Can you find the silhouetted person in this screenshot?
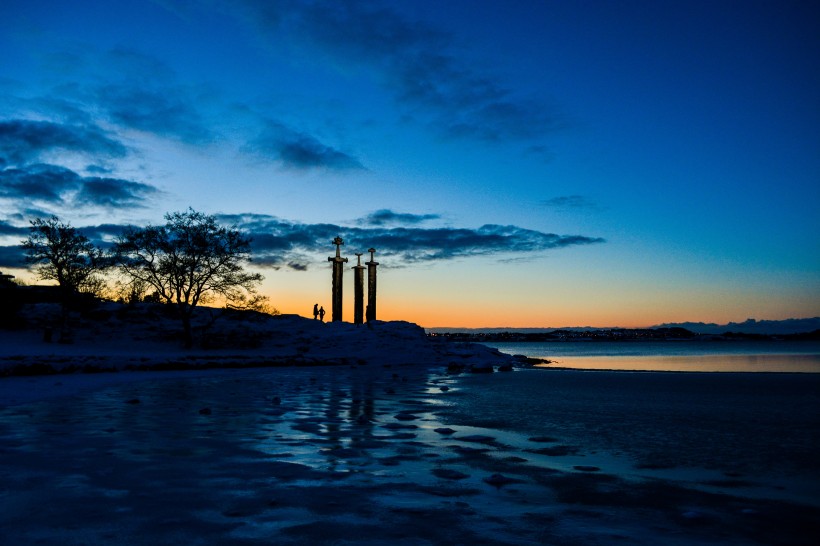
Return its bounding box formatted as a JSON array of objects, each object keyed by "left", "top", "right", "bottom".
[
  {"left": 319, "top": 306, "right": 326, "bottom": 322},
  {"left": 313, "top": 303, "right": 319, "bottom": 320}
]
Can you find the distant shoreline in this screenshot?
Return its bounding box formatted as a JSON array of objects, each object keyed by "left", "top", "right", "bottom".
[{"left": 430, "top": 329, "right": 820, "bottom": 342}]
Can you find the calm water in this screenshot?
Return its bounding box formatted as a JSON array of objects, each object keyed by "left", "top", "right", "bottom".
[{"left": 478, "top": 340, "right": 820, "bottom": 372}]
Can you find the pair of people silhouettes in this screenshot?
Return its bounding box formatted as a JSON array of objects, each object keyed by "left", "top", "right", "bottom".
[{"left": 312, "top": 303, "right": 325, "bottom": 322}]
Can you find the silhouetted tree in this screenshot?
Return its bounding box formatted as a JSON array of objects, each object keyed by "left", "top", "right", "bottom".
[
  {"left": 22, "top": 216, "right": 108, "bottom": 338},
  {"left": 114, "top": 209, "right": 264, "bottom": 348},
  {"left": 22, "top": 216, "right": 107, "bottom": 296}
]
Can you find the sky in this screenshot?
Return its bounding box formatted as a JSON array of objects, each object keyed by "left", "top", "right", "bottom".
[{"left": 1, "top": 0, "right": 818, "bottom": 328}]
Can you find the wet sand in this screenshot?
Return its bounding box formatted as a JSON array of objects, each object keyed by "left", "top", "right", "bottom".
[{"left": 1, "top": 365, "right": 818, "bottom": 545}]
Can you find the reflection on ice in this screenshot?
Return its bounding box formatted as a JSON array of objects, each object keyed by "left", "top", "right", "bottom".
[{"left": 1, "top": 364, "right": 818, "bottom": 545}]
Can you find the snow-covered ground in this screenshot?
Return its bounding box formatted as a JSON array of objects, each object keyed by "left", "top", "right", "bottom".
[{"left": 0, "top": 302, "right": 509, "bottom": 383}]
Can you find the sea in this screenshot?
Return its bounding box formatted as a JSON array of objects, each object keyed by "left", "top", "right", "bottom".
[{"left": 476, "top": 339, "right": 820, "bottom": 372}]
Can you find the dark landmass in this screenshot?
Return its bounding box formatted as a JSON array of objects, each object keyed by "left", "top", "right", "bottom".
[
  {"left": 426, "top": 317, "right": 820, "bottom": 337},
  {"left": 654, "top": 317, "right": 820, "bottom": 335},
  {"left": 430, "top": 327, "right": 820, "bottom": 343}
]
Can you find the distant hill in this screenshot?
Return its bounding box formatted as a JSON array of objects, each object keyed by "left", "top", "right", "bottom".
[
  {"left": 427, "top": 317, "right": 820, "bottom": 336},
  {"left": 652, "top": 318, "right": 820, "bottom": 335}
]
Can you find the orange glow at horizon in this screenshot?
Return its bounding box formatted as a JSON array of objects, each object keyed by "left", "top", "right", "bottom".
[{"left": 7, "top": 264, "right": 817, "bottom": 330}]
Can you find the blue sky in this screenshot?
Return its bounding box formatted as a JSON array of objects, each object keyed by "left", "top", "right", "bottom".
[{"left": 1, "top": 0, "right": 818, "bottom": 327}]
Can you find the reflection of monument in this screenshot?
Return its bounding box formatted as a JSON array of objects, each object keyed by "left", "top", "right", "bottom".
[
  {"left": 353, "top": 253, "right": 365, "bottom": 325},
  {"left": 366, "top": 248, "right": 378, "bottom": 322},
  {"left": 327, "top": 237, "right": 348, "bottom": 322}
]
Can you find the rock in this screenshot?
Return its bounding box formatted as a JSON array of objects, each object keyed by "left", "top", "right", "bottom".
[
  {"left": 198, "top": 407, "right": 212, "bottom": 415},
  {"left": 528, "top": 436, "right": 558, "bottom": 443},
  {"left": 432, "top": 468, "right": 469, "bottom": 480},
  {"left": 434, "top": 427, "right": 456, "bottom": 435},
  {"left": 125, "top": 398, "right": 140, "bottom": 405},
  {"left": 483, "top": 473, "right": 522, "bottom": 487},
  {"left": 526, "top": 445, "right": 579, "bottom": 456}
]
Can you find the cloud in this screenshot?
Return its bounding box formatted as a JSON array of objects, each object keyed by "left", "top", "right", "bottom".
[
  {"left": 81, "top": 49, "right": 210, "bottom": 142},
  {"left": 0, "top": 245, "right": 26, "bottom": 268},
  {"left": 76, "top": 177, "right": 160, "bottom": 208},
  {"left": 542, "top": 195, "right": 600, "bottom": 210},
  {"left": 0, "top": 119, "right": 128, "bottom": 167},
  {"left": 9, "top": 49, "right": 216, "bottom": 147},
  {"left": 236, "top": 0, "right": 563, "bottom": 145},
  {"left": 0, "top": 163, "right": 160, "bottom": 209},
  {"left": 357, "top": 224, "right": 604, "bottom": 262},
  {"left": 94, "top": 83, "right": 215, "bottom": 144},
  {"left": 0, "top": 221, "right": 29, "bottom": 237},
  {"left": 244, "top": 121, "right": 364, "bottom": 170},
  {"left": 218, "top": 212, "right": 604, "bottom": 268},
  {"left": 0, "top": 163, "right": 81, "bottom": 202},
  {"left": 361, "top": 209, "right": 441, "bottom": 226},
  {"left": 77, "top": 223, "right": 134, "bottom": 242},
  {"left": 1, "top": 212, "right": 603, "bottom": 272}
]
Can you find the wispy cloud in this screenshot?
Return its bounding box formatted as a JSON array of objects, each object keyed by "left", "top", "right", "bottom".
[
  {"left": 6, "top": 46, "right": 352, "bottom": 172},
  {"left": 361, "top": 209, "right": 441, "bottom": 226},
  {"left": 542, "top": 195, "right": 600, "bottom": 210},
  {"left": 95, "top": 84, "right": 215, "bottom": 144},
  {"left": 0, "top": 119, "right": 128, "bottom": 167},
  {"left": 244, "top": 120, "right": 364, "bottom": 170},
  {"left": 235, "top": 0, "right": 563, "bottom": 146},
  {"left": 4, "top": 48, "right": 216, "bottom": 148}
]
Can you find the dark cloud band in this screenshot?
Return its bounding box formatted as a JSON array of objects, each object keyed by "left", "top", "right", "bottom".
[
  {"left": 0, "top": 119, "right": 128, "bottom": 167},
  {"left": 362, "top": 209, "right": 441, "bottom": 226},
  {"left": 0, "top": 163, "right": 159, "bottom": 209},
  {"left": 0, "top": 210, "right": 603, "bottom": 270},
  {"left": 217, "top": 211, "right": 604, "bottom": 269}
]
